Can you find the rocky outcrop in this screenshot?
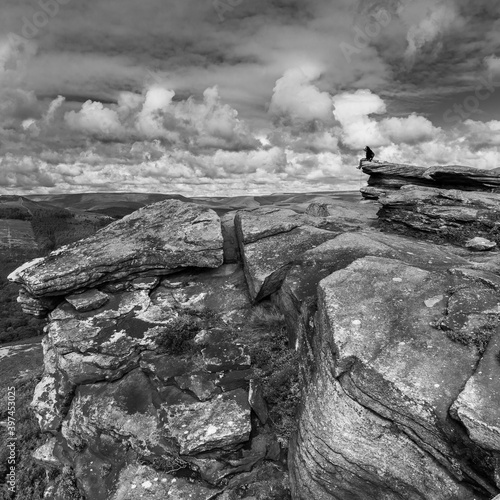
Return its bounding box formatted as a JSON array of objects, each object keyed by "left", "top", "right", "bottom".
[
  {"left": 361, "top": 161, "right": 500, "bottom": 196},
  {"left": 8, "top": 200, "right": 224, "bottom": 299},
  {"left": 12, "top": 190, "right": 500, "bottom": 500},
  {"left": 377, "top": 186, "right": 500, "bottom": 245},
  {"left": 234, "top": 207, "right": 344, "bottom": 301},
  {"left": 290, "top": 255, "right": 500, "bottom": 499},
  {"left": 273, "top": 230, "right": 469, "bottom": 347}
]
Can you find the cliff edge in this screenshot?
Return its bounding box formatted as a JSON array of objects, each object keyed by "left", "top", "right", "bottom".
[{"left": 9, "top": 178, "right": 500, "bottom": 499}]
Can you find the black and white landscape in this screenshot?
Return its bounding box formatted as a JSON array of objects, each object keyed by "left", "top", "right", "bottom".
[{"left": 2, "top": 1, "right": 500, "bottom": 499}]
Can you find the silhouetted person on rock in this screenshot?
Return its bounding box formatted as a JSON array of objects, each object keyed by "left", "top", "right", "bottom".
[
  {"left": 365, "top": 146, "right": 375, "bottom": 162},
  {"left": 358, "top": 146, "right": 375, "bottom": 168}
]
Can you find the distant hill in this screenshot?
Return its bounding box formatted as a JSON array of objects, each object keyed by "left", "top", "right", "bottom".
[{"left": 26, "top": 190, "right": 361, "bottom": 217}]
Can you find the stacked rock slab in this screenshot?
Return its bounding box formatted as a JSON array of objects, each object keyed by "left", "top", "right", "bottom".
[
  {"left": 361, "top": 162, "right": 500, "bottom": 198},
  {"left": 359, "top": 162, "right": 500, "bottom": 247},
  {"left": 234, "top": 206, "right": 346, "bottom": 301},
  {"left": 377, "top": 185, "right": 500, "bottom": 245},
  {"left": 12, "top": 193, "right": 500, "bottom": 499},
  {"left": 10, "top": 200, "right": 291, "bottom": 499}
]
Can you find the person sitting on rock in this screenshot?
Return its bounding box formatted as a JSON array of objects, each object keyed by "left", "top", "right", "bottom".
[
  {"left": 358, "top": 146, "right": 375, "bottom": 168},
  {"left": 365, "top": 146, "right": 375, "bottom": 162}
]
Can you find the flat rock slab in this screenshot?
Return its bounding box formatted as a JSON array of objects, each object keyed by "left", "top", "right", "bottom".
[
  {"left": 146, "top": 264, "right": 251, "bottom": 324},
  {"left": 465, "top": 237, "right": 497, "bottom": 251},
  {"left": 8, "top": 199, "right": 223, "bottom": 298},
  {"left": 276, "top": 230, "right": 470, "bottom": 346},
  {"left": 240, "top": 225, "right": 339, "bottom": 301},
  {"left": 163, "top": 389, "right": 251, "bottom": 455},
  {"left": 451, "top": 331, "right": 500, "bottom": 451},
  {"left": 66, "top": 289, "right": 109, "bottom": 312},
  {"left": 202, "top": 343, "right": 251, "bottom": 372}
]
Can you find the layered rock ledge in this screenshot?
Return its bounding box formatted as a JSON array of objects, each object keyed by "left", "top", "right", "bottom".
[{"left": 10, "top": 184, "right": 500, "bottom": 499}]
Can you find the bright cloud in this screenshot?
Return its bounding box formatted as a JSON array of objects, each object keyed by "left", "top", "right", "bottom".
[{"left": 269, "top": 67, "right": 333, "bottom": 124}]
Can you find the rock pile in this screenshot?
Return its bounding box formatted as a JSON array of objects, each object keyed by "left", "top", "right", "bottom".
[{"left": 10, "top": 186, "right": 500, "bottom": 500}]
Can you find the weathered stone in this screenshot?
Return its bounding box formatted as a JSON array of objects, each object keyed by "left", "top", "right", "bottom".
[
  {"left": 44, "top": 290, "right": 165, "bottom": 385},
  {"left": 157, "top": 385, "right": 198, "bottom": 407},
  {"left": 62, "top": 369, "right": 164, "bottom": 456},
  {"left": 143, "top": 264, "right": 251, "bottom": 324},
  {"left": 32, "top": 437, "right": 59, "bottom": 468},
  {"left": 175, "top": 372, "right": 220, "bottom": 401},
  {"left": 240, "top": 225, "right": 339, "bottom": 301},
  {"left": 360, "top": 161, "right": 435, "bottom": 194},
  {"left": 140, "top": 353, "right": 189, "bottom": 383},
  {"left": 426, "top": 165, "right": 500, "bottom": 191},
  {"left": 129, "top": 276, "right": 159, "bottom": 290},
  {"left": 202, "top": 343, "right": 251, "bottom": 372},
  {"left": 378, "top": 186, "right": 500, "bottom": 245},
  {"left": 111, "top": 463, "right": 221, "bottom": 500},
  {"left": 275, "top": 230, "right": 469, "bottom": 346},
  {"left": 31, "top": 372, "right": 74, "bottom": 432},
  {"left": 17, "top": 287, "right": 61, "bottom": 317},
  {"left": 360, "top": 162, "right": 500, "bottom": 198},
  {"left": 360, "top": 185, "right": 387, "bottom": 199},
  {"left": 290, "top": 256, "right": 499, "bottom": 499},
  {"left": 66, "top": 289, "right": 109, "bottom": 312},
  {"left": 465, "top": 237, "right": 497, "bottom": 251},
  {"left": 162, "top": 389, "right": 251, "bottom": 455},
  {"left": 234, "top": 206, "right": 349, "bottom": 301},
  {"left": 451, "top": 331, "right": 500, "bottom": 451},
  {"left": 8, "top": 200, "right": 224, "bottom": 298},
  {"left": 304, "top": 202, "right": 377, "bottom": 230},
  {"left": 248, "top": 380, "right": 268, "bottom": 424}
]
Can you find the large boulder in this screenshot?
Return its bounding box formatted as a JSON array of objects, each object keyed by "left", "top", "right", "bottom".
[
  {"left": 8, "top": 200, "right": 224, "bottom": 299},
  {"left": 274, "top": 230, "right": 470, "bottom": 347},
  {"left": 451, "top": 331, "right": 500, "bottom": 453},
  {"left": 235, "top": 207, "right": 341, "bottom": 301},
  {"left": 290, "top": 256, "right": 500, "bottom": 499},
  {"left": 378, "top": 185, "right": 500, "bottom": 245}
]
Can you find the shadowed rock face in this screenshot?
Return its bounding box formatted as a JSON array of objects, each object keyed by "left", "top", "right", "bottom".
[
  {"left": 378, "top": 186, "right": 500, "bottom": 245},
  {"left": 290, "top": 256, "right": 500, "bottom": 499},
  {"left": 8, "top": 199, "right": 224, "bottom": 298}
]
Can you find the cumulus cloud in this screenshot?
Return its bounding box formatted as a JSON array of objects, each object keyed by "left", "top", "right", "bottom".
[
  {"left": 65, "top": 101, "right": 123, "bottom": 137},
  {"left": 380, "top": 114, "right": 438, "bottom": 144},
  {"left": 332, "top": 89, "right": 387, "bottom": 149},
  {"left": 332, "top": 90, "right": 441, "bottom": 150},
  {"left": 63, "top": 84, "right": 258, "bottom": 151},
  {"left": 269, "top": 67, "right": 333, "bottom": 124}
]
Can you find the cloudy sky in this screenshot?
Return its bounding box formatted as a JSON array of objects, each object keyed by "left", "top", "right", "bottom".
[{"left": 1, "top": 0, "right": 500, "bottom": 196}]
